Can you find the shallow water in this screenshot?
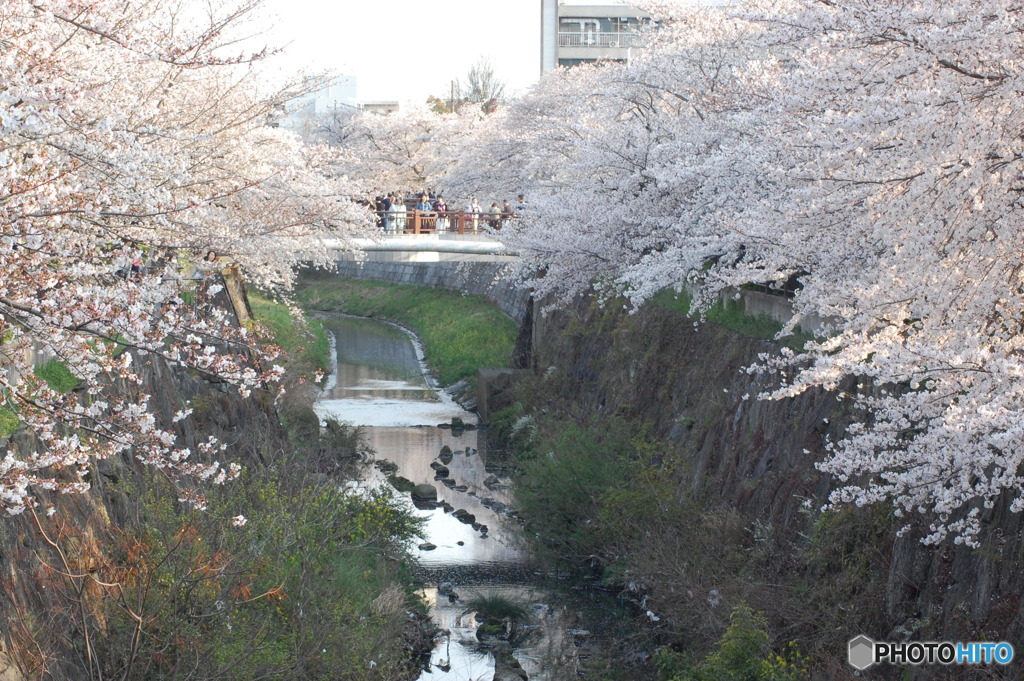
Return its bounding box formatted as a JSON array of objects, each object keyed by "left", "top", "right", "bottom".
[{"left": 314, "top": 316, "right": 578, "bottom": 680}]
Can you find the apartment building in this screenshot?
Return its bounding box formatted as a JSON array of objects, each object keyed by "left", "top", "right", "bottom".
[{"left": 540, "top": 0, "right": 652, "bottom": 72}]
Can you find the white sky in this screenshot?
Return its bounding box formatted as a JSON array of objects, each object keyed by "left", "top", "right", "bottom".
[{"left": 258, "top": 0, "right": 547, "bottom": 109}]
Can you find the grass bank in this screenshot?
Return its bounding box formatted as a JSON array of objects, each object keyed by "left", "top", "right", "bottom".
[
  {"left": 84, "top": 423, "right": 426, "bottom": 681},
  {"left": 249, "top": 292, "right": 332, "bottom": 381},
  {"left": 1, "top": 360, "right": 82, "bottom": 438},
  {"left": 648, "top": 288, "right": 816, "bottom": 350},
  {"left": 295, "top": 277, "right": 517, "bottom": 387}
]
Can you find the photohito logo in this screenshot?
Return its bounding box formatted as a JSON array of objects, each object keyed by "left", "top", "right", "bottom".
[{"left": 848, "top": 635, "right": 1015, "bottom": 670}]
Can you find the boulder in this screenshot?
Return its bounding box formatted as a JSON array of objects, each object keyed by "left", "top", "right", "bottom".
[
  {"left": 438, "top": 446, "right": 454, "bottom": 465},
  {"left": 433, "top": 465, "right": 450, "bottom": 479},
  {"left": 452, "top": 509, "right": 476, "bottom": 525},
  {"left": 418, "top": 543, "right": 437, "bottom": 551},
  {"left": 411, "top": 484, "right": 438, "bottom": 502}
]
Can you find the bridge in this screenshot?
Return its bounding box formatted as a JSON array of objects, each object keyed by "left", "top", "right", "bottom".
[{"left": 332, "top": 210, "right": 519, "bottom": 263}]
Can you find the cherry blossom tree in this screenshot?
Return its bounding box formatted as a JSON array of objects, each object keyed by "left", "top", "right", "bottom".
[
  {"left": 439, "top": 0, "right": 1024, "bottom": 545},
  {"left": 312, "top": 105, "right": 493, "bottom": 195},
  {"left": 0, "top": 0, "right": 371, "bottom": 514}
]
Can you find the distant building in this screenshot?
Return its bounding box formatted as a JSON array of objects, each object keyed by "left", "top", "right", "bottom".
[
  {"left": 281, "top": 76, "right": 358, "bottom": 131},
  {"left": 540, "top": 0, "right": 652, "bottom": 72},
  {"left": 358, "top": 101, "right": 400, "bottom": 115}
]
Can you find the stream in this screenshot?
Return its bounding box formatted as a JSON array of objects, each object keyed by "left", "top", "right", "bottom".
[{"left": 313, "top": 315, "right": 587, "bottom": 681}]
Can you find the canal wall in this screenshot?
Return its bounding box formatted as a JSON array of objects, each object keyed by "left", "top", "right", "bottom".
[
  {"left": 0, "top": 351, "right": 290, "bottom": 680},
  {"left": 522, "top": 296, "right": 1024, "bottom": 680}
]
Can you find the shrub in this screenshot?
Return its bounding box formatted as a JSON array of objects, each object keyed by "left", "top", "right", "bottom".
[
  {"left": 656, "top": 605, "right": 808, "bottom": 681},
  {"left": 463, "top": 592, "right": 532, "bottom": 643},
  {"left": 89, "top": 469, "right": 424, "bottom": 681},
  {"left": 514, "top": 416, "right": 644, "bottom": 559},
  {"left": 487, "top": 404, "right": 536, "bottom": 458}
]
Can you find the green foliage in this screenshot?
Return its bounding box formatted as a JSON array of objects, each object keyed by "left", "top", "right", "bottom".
[
  {"left": 701, "top": 604, "right": 771, "bottom": 681},
  {"left": 761, "top": 642, "right": 811, "bottom": 681},
  {"left": 250, "top": 292, "right": 331, "bottom": 381},
  {"left": 803, "top": 506, "right": 893, "bottom": 632},
  {"left": 513, "top": 416, "right": 645, "bottom": 558},
  {"left": 34, "top": 359, "right": 80, "bottom": 393},
  {"left": 387, "top": 474, "right": 416, "bottom": 494},
  {"left": 656, "top": 605, "right": 808, "bottom": 681},
  {"left": 649, "top": 288, "right": 695, "bottom": 316},
  {"left": 463, "top": 592, "right": 532, "bottom": 644},
  {"left": 296, "top": 277, "right": 516, "bottom": 387},
  {"left": 93, "top": 463, "right": 424, "bottom": 681},
  {"left": 487, "top": 404, "right": 537, "bottom": 457},
  {"left": 654, "top": 647, "right": 696, "bottom": 681},
  {"left": 0, "top": 405, "right": 19, "bottom": 438},
  {"left": 648, "top": 289, "right": 815, "bottom": 350},
  {"left": 463, "top": 592, "right": 532, "bottom": 628},
  {"left": 708, "top": 300, "right": 787, "bottom": 343}
]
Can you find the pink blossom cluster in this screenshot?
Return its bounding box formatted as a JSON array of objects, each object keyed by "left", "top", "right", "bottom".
[
  {"left": 1, "top": 0, "right": 372, "bottom": 516},
  {"left": 393, "top": 0, "right": 1024, "bottom": 545}
]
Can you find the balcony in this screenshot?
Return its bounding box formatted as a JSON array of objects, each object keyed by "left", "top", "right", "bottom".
[{"left": 557, "top": 31, "right": 642, "bottom": 48}]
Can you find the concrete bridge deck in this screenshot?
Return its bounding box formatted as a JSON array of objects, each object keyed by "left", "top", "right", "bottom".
[{"left": 329, "top": 233, "right": 517, "bottom": 263}]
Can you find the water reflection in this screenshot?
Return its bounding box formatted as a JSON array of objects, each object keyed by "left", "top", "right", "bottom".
[
  {"left": 367, "top": 426, "right": 523, "bottom": 569},
  {"left": 316, "top": 314, "right": 554, "bottom": 680},
  {"left": 316, "top": 317, "right": 466, "bottom": 427}
]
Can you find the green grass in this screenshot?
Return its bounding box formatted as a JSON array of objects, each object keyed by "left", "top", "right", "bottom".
[
  {"left": 249, "top": 292, "right": 331, "bottom": 380},
  {"left": 296, "top": 277, "right": 517, "bottom": 387},
  {"left": 0, "top": 360, "right": 79, "bottom": 438},
  {"left": 99, "top": 456, "right": 424, "bottom": 680},
  {"left": 34, "top": 359, "right": 80, "bottom": 393},
  {"left": 462, "top": 592, "right": 532, "bottom": 633},
  {"left": 648, "top": 289, "right": 816, "bottom": 351},
  {"left": 0, "top": 406, "right": 19, "bottom": 438}
]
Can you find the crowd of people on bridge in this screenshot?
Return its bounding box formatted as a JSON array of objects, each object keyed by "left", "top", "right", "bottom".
[{"left": 368, "top": 189, "right": 527, "bottom": 234}]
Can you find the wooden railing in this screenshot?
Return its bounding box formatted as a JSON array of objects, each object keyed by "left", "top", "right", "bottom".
[{"left": 373, "top": 210, "right": 514, "bottom": 235}]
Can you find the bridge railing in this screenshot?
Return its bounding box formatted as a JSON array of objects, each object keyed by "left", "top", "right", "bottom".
[{"left": 373, "top": 210, "right": 514, "bottom": 235}]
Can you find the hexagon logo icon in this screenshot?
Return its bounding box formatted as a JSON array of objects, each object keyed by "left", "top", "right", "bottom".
[{"left": 848, "top": 635, "right": 876, "bottom": 670}]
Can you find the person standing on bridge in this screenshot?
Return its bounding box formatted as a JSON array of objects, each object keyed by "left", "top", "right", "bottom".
[
  {"left": 373, "top": 192, "right": 386, "bottom": 228},
  {"left": 467, "top": 197, "right": 482, "bottom": 233},
  {"left": 415, "top": 194, "right": 435, "bottom": 232},
  {"left": 433, "top": 195, "right": 449, "bottom": 232},
  {"left": 388, "top": 196, "right": 406, "bottom": 233},
  {"left": 382, "top": 193, "right": 394, "bottom": 231}
]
